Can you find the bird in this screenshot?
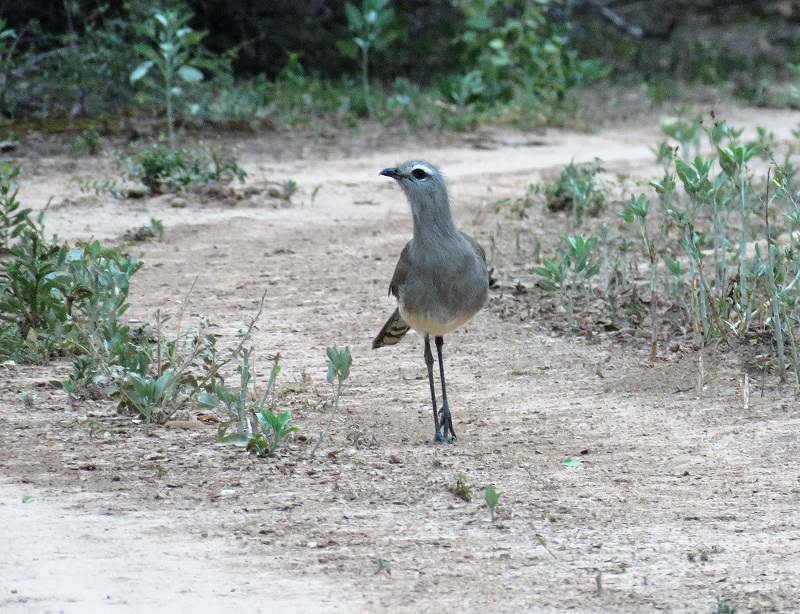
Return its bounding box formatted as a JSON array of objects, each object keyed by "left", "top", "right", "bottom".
[{"left": 372, "top": 160, "right": 489, "bottom": 443}]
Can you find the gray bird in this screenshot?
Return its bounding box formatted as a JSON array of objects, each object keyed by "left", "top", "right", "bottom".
[{"left": 373, "top": 160, "right": 489, "bottom": 443}]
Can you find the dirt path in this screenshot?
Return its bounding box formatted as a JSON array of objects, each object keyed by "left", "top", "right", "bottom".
[{"left": 2, "top": 105, "right": 800, "bottom": 612}]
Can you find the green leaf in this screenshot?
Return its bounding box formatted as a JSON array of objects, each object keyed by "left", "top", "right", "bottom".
[
  {"left": 130, "top": 60, "right": 154, "bottom": 82},
  {"left": 197, "top": 392, "right": 219, "bottom": 407},
  {"left": 536, "top": 279, "right": 560, "bottom": 292},
  {"left": 344, "top": 3, "right": 364, "bottom": 30},
  {"left": 484, "top": 484, "right": 500, "bottom": 510},
  {"left": 218, "top": 432, "right": 250, "bottom": 447},
  {"left": 561, "top": 457, "right": 582, "bottom": 467},
  {"left": 22, "top": 496, "right": 31, "bottom": 503},
  {"left": 275, "top": 411, "right": 292, "bottom": 430},
  {"left": 326, "top": 346, "right": 352, "bottom": 381},
  {"left": 664, "top": 255, "right": 683, "bottom": 277},
  {"left": 177, "top": 65, "right": 204, "bottom": 82}
]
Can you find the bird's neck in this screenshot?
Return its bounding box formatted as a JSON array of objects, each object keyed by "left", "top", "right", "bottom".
[{"left": 410, "top": 203, "right": 458, "bottom": 243}]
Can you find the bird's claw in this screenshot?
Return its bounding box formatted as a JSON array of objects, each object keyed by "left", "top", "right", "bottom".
[
  {"left": 428, "top": 431, "right": 455, "bottom": 445},
  {"left": 433, "top": 405, "right": 457, "bottom": 443}
]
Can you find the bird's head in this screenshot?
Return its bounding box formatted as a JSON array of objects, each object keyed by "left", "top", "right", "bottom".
[{"left": 379, "top": 161, "right": 450, "bottom": 218}]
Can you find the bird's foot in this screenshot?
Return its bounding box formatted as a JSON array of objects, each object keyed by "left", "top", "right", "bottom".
[
  {"left": 428, "top": 431, "right": 455, "bottom": 445},
  {"left": 438, "top": 405, "right": 457, "bottom": 441}
]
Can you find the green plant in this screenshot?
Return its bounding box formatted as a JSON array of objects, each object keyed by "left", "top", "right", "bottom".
[
  {"left": 620, "top": 194, "right": 660, "bottom": 359},
  {"left": 523, "top": 112, "right": 800, "bottom": 391},
  {"left": 659, "top": 110, "right": 703, "bottom": 161},
  {"left": 246, "top": 408, "right": 298, "bottom": 457},
  {"left": 65, "top": 241, "right": 146, "bottom": 396},
  {"left": 451, "top": 471, "right": 472, "bottom": 502},
  {"left": 118, "top": 312, "right": 220, "bottom": 424},
  {"left": 540, "top": 159, "right": 606, "bottom": 224},
  {"left": 0, "top": 220, "right": 70, "bottom": 349},
  {"left": 312, "top": 345, "right": 352, "bottom": 455},
  {"left": 214, "top": 55, "right": 347, "bottom": 126},
  {"left": 484, "top": 484, "right": 500, "bottom": 522},
  {"left": 0, "top": 20, "right": 17, "bottom": 116},
  {"left": 130, "top": 10, "right": 208, "bottom": 147},
  {"left": 121, "top": 143, "right": 246, "bottom": 194},
  {"left": 70, "top": 127, "right": 102, "bottom": 157},
  {"left": 124, "top": 218, "right": 164, "bottom": 242},
  {"left": 0, "top": 164, "right": 32, "bottom": 252},
  {"left": 339, "top": 0, "right": 400, "bottom": 118},
  {"left": 450, "top": 2, "right": 608, "bottom": 118},
  {"left": 490, "top": 184, "right": 537, "bottom": 220},
  {"left": 1, "top": 171, "right": 143, "bottom": 365},
  {"left": 281, "top": 179, "right": 299, "bottom": 201},
  {"left": 208, "top": 351, "right": 295, "bottom": 458},
  {"left": 202, "top": 349, "right": 281, "bottom": 437},
  {"left": 123, "top": 369, "right": 187, "bottom": 422},
  {"left": 715, "top": 595, "right": 737, "bottom": 614},
  {"left": 789, "top": 62, "right": 800, "bottom": 106},
  {"left": 535, "top": 235, "right": 601, "bottom": 329}
]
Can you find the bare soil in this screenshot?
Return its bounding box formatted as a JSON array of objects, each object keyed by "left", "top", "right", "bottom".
[{"left": 2, "top": 104, "right": 800, "bottom": 613}]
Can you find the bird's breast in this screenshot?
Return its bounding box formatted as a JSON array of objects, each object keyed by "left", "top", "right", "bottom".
[{"left": 399, "top": 307, "right": 478, "bottom": 337}]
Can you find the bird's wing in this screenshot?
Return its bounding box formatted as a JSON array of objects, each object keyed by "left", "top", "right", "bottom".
[
  {"left": 460, "top": 231, "right": 489, "bottom": 280},
  {"left": 388, "top": 241, "right": 412, "bottom": 298},
  {"left": 372, "top": 307, "right": 411, "bottom": 349},
  {"left": 460, "top": 231, "right": 486, "bottom": 263}
]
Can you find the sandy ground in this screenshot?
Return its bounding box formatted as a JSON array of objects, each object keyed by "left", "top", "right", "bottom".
[{"left": 2, "top": 104, "right": 800, "bottom": 612}]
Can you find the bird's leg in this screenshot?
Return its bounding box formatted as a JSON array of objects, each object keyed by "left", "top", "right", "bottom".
[
  {"left": 424, "top": 334, "right": 447, "bottom": 444},
  {"left": 435, "top": 336, "right": 456, "bottom": 441}
]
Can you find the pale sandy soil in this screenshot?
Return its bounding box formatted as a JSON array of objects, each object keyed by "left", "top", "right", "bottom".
[{"left": 1, "top": 104, "right": 799, "bottom": 613}]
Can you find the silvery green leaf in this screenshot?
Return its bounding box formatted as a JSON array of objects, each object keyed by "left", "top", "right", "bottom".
[
  {"left": 178, "top": 65, "right": 204, "bottom": 82},
  {"left": 130, "top": 60, "right": 154, "bottom": 82}
]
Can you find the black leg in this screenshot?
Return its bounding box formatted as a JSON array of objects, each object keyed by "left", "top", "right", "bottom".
[
  {"left": 435, "top": 336, "right": 456, "bottom": 441},
  {"left": 424, "top": 335, "right": 446, "bottom": 443}
]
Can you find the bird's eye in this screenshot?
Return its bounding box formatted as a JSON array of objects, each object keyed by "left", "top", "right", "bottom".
[{"left": 411, "top": 168, "right": 427, "bottom": 180}]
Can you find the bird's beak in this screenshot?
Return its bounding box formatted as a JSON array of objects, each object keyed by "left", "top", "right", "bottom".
[{"left": 380, "top": 167, "right": 402, "bottom": 179}]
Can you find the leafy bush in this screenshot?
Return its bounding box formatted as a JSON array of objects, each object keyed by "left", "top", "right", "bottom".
[
  {"left": 0, "top": 165, "right": 142, "bottom": 362},
  {"left": 121, "top": 143, "right": 247, "bottom": 194},
  {"left": 213, "top": 55, "right": 348, "bottom": 126},
  {"left": 527, "top": 113, "right": 800, "bottom": 387},
  {"left": 539, "top": 158, "right": 607, "bottom": 223},
  {"left": 202, "top": 349, "right": 297, "bottom": 457},
  {"left": 0, "top": 7, "right": 141, "bottom": 118},
  {"left": 446, "top": 1, "right": 609, "bottom": 117}
]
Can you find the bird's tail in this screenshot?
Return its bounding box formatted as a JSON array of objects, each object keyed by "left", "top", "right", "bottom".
[{"left": 372, "top": 307, "right": 410, "bottom": 349}]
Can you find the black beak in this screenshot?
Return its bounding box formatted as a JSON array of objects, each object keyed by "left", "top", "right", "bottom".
[{"left": 380, "top": 167, "right": 402, "bottom": 179}]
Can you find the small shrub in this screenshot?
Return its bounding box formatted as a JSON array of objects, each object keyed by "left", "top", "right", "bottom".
[
  {"left": 0, "top": 163, "right": 32, "bottom": 251},
  {"left": 540, "top": 158, "right": 607, "bottom": 224},
  {"left": 535, "top": 234, "right": 601, "bottom": 329},
  {"left": 203, "top": 349, "right": 295, "bottom": 457},
  {"left": 121, "top": 143, "right": 246, "bottom": 195},
  {"left": 130, "top": 9, "right": 208, "bottom": 147},
  {"left": 70, "top": 127, "right": 102, "bottom": 157},
  {"left": 0, "top": 165, "right": 143, "bottom": 363},
  {"left": 124, "top": 218, "right": 163, "bottom": 243},
  {"left": 338, "top": 0, "right": 401, "bottom": 118},
  {"left": 451, "top": 471, "right": 472, "bottom": 502}
]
